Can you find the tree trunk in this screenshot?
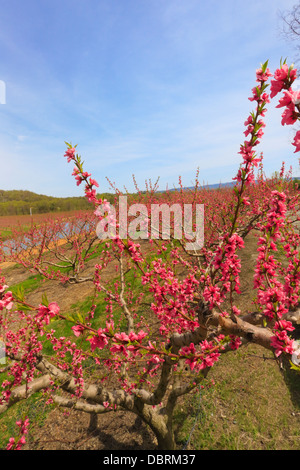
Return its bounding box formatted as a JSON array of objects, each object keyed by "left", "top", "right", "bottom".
[
  {"left": 156, "top": 428, "right": 176, "bottom": 451},
  {"left": 133, "top": 399, "right": 176, "bottom": 450},
  {"left": 87, "top": 412, "right": 98, "bottom": 433}
]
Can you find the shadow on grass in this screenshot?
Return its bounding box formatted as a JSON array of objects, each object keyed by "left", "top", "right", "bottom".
[{"left": 281, "top": 325, "right": 300, "bottom": 411}]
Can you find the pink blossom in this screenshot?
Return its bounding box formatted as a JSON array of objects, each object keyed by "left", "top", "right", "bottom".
[
  {"left": 229, "top": 335, "right": 242, "bottom": 350},
  {"left": 0, "top": 284, "right": 8, "bottom": 293},
  {"left": 256, "top": 67, "right": 272, "bottom": 82},
  {"left": 281, "top": 106, "right": 298, "bottom": 126},
  {"left": 0, "top": 291, "right": 13, "bottom": 310},
  {"left": 110, "top": 343, "right": 128, "bottom": 356},
  {"left": 128, "top": 330, "right": 147, "bottom": 342},
  {"left": 244, "top": 116, "right": 253, "bottom": 126},
  {"left": 75, "top": 175, "right": 83, "bottom": 186},
  {"left": 115, "top": 332, "right": 130, "bottom": 342},
  {"left": 274, "top": 64, "right": 289, "bottom": 82},
  {"left": 6, "top": 437, "right": 15, "bottom": 450},
  {"left": 48, "top": 302, "right": 60, "bottom": 316},
  {"left": 276, "top": 90, "right": 294, "bottom": 108},
  {"left": 87, "top": 329, "right": 108, "bottom": 351},
  {"left": 274, "top": 320, "right": 294, "bottom": 332},
  {"left": 36, "top": 302, "right": 59, "bottom": 325},
  {"left": 72, "top": 325, "right": 85, "bottom": 337},
  {"left": 199, "top": 352, "right": 220, "bottom": 369},
  {"left": 248, "top": 86, "right": 261, "bottom": 102},
  {"left": 89, "top": 177, "right": 99, "bottom": 188},
  {"left": 242, "top": 197, "right": 250, "bottom": 206},
  {"left": 270, "top": 333, "right": 295, "bottom": 357},
  {"left": 292, "top": 130, "right": 300, "bottom": 153},
  {"left": 6, "top": 417, "right": 30, "bottom": 450},
  {"left": 64, "top": 147, "right": 76, "bottom": 162},
  {"left": 270, "top": 79, "right": 284, "bottom": 98},
  {"left": 85, "top": 188, "right": 97, "bottom": 202}
]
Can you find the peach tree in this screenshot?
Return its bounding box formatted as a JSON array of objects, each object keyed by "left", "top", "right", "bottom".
[{"left": 1, "top": 60, "right": 300, "bottom": 450}]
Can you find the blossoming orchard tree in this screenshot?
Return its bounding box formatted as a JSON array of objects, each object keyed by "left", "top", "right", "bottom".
[
  {"left": 3, "top": 210, "right": 100, "bottom": 284},
  {"left": 1, "top": 60, "right": 300, "bottom": 450}
]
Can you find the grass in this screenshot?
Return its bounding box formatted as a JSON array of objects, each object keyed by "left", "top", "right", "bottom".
[
  {"left": 10, "top": 274, "right": 46, "bottom": 297},
  {"left": 174, "top": 344, "right": 300, "bottom": 450},
  {"left": 0, "top": 229, "right": 13, "bottom": 241},
  {"left": 0, "top": 392, "right": 54, "bottom": 449},
  {"left": 0, "top": 224, "right": 33, "bottom": 241}
]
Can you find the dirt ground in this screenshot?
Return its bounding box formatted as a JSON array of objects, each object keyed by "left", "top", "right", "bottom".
[{"left": 0, "top": 234, "right": 298, "bottom": 450}]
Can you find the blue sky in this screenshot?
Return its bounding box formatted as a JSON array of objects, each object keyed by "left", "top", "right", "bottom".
[{"left": 0, "top": 0, "right": 299, "bottom": 197}]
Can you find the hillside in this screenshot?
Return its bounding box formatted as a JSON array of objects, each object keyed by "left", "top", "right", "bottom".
[
  {"left": 2, "top": 178, "right": 298, "bottom": 217},
  {"left": 0, "top": 189, "right": 115, "bottom": 216}
]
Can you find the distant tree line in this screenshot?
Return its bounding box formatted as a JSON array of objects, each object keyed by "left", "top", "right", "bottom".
[{"left": 0, "top": 190, "right": 116, "bottom": 216}]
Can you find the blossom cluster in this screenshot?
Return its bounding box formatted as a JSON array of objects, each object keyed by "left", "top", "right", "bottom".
[
  {"left": 142, "top": 258, "right": 200, "bottom": 334},
  {"left": 180, "top": 340, "right": 221, "bottom": 372},
  {"left": 37, "top": 301, "right": 60, "bottom": 325},
  {"left": 270, "top": 62, "right": 300, "bottom": 152},
  {"left": 6, "top": 417, "right": 30, "bottom": 450},
  {"left": 270, "top": 320, "right": 295, "bottom": 358},
  {"left": 0, "top": 281, "right": 13, "bottom": 311},
  {"left": 233, "top": 62, "right": 271, "bottom": 186},
  {"left": 64, "top": 145, "right": 99, "bottom": 203}
]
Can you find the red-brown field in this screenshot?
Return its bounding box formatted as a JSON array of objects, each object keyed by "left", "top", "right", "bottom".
[{"left": 0, "top": 210, "right": 92, "bottom": 230}]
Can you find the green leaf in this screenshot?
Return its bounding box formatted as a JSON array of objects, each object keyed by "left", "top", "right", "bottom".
[
  {"left": 13, "top": 285, "right": 25, "bottom": 302},
  {"left": 289, "top": 360, "right": 300, "bottom": 372},
  {"left": 280, "top": 57, "right": 287, "bottom": 68},
  {"left": 15, "top": 302, "right": 33, "bottom": 311},
  {"left": 255, "top": 86, "right": 261, "bottom": 96},
  {"left": 41, "top": 292, "right": 49, "bottom": 307},
  {"left": 76, "top": 312, "right": 86, "bottom": 324},
  {"left": 233, "top": 186, "right": 240, "bottom": 199},
  {"left": 261, "top": 60, "right": 269, "bottom": 73}
]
